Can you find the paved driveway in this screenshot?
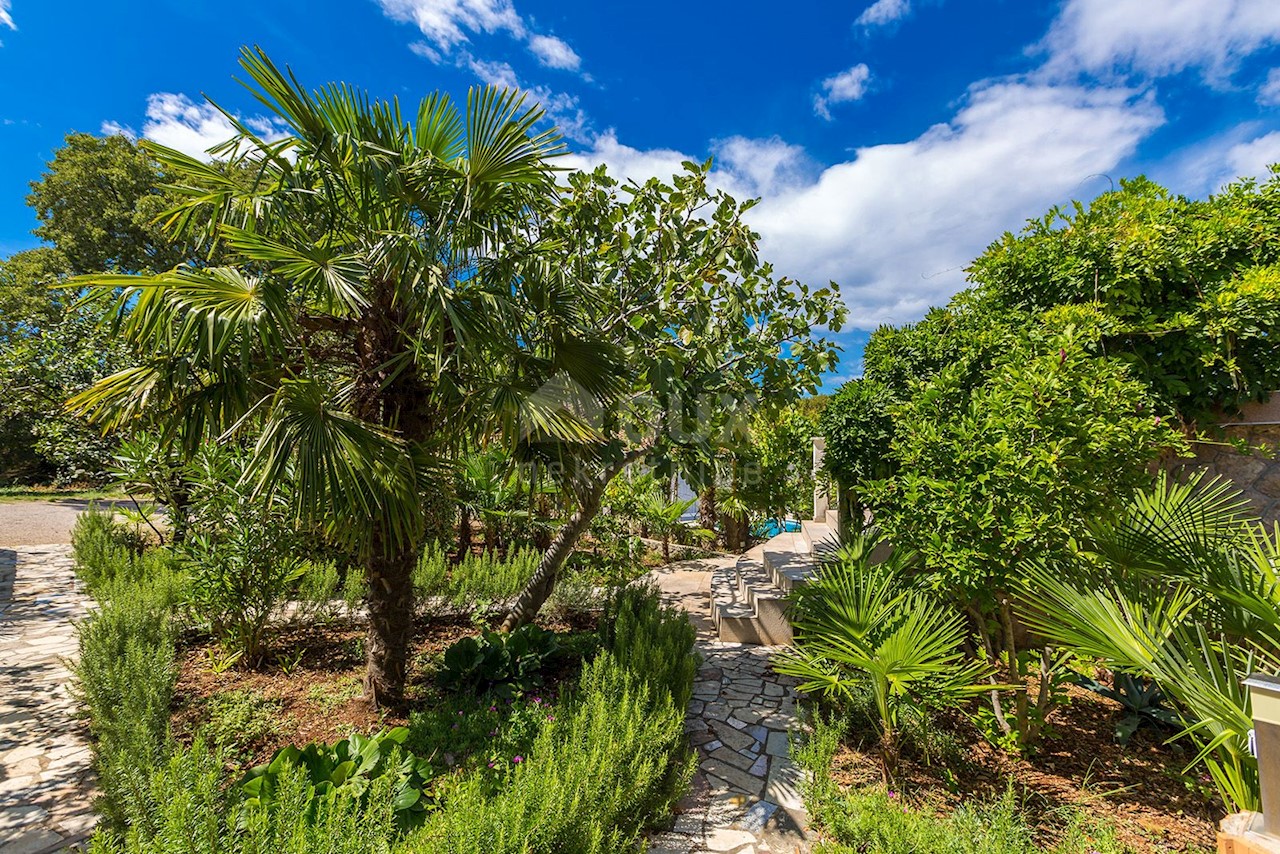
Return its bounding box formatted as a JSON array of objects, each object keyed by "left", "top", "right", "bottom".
[{"left": 0, "top": 499, "right": 144, "bottom": 547}]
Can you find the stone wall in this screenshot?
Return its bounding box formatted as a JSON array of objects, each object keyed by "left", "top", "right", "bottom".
[{"left": 1190, "top": 403, "right": 1280, "bottom": 525}]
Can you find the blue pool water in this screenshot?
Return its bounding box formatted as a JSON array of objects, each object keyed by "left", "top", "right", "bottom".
[{"left": 753, "top": 518, "right": 802, "bottom": 538}]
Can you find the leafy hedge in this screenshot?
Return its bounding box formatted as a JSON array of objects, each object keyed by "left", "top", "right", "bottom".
[{"left": 71, "top": 509, "right": 186, "bottom": 828}]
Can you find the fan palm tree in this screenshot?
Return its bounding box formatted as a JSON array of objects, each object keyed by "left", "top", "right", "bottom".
[
  {"left": 638, "top": 491, "right": 697, "bottom": 563},
  {"left": 1022, "top": 471, "right": 1280, "bottom": 812},
  {"left": 775, "top": 529, "right": 993, "bottom": 783},
  {"left": 68, "top": 47, "right": 619, "bottom": 705}
]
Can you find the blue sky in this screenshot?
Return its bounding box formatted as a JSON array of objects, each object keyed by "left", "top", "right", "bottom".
[{"left": 2, "top": 0, "right": 1280, "bottom": 384}]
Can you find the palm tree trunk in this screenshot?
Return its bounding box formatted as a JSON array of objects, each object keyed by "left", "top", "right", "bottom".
[
  {"left": 364, "top": 541, "right": 416, "bottom": 706},
  {"left": 457, "top": 505, "right": 472, "bottom": 560},
  {"left": 699, "top": 484, "right": 718, "bottom": 547}
]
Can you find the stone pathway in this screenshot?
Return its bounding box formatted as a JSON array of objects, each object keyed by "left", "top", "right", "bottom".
[
  {"left": 647, "top": 560, "right": 810, "bottom": 854},
  {"left": 0, "top": 545, "right": 97, "bottom": 854}
]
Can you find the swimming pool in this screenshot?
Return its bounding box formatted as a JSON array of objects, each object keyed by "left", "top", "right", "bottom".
[{"left": 752, "top": 518, "right": 802, "bottom": 538}]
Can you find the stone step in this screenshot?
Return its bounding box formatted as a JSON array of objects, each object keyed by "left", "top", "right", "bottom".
[
  {"left": 734, "top": 557, "right": 792, "bottom": 644},
  {"left": 711, "top": 530, "right": 808, "bottom": 645},
  {"left": 762, "top": 548, "right": 820, "bottom": 593},
  {"left": 711, "top": 562, "right": 765, "bottom": 645},
  {"left": 798, "top": 519, "right": 839, "bottom": 555}
]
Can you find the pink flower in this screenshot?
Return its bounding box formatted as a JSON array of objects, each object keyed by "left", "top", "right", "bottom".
[
  {"left": 888, "top": 791, "right": 898, "bottom": 799},
  {"left": 512, "top": 756, "right": 524, "bottom": 764}
]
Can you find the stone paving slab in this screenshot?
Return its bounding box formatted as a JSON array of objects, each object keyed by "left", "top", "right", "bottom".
[
  {"left": 647, "top": 559, "right": 811, "bottom": 854},
  {"left": 0, "top": 545, "right": 98, "bottom": 854}
]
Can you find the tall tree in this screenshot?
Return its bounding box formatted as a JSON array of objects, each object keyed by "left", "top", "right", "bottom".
[
  {"left": 27, "top": 133, "right": 186, "bottom": 274},
  {"left": 70, "top": 48, "right": 616, "bottom": 705},
  {"left": 502, "top": 165, "right": 845, "bottom": 627},
  {"left": 0, "top": 248, "right": 127, "bottom": 483}
]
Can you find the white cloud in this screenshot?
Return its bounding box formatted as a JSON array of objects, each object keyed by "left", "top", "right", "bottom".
[
  {"left": 101, "top": 93, "right": 287, "bottom": 160},
  {"left": 1040, "top": 0, "right": 1280, "bottom": 82},
  {"left": 1224, "top": 131, "right": 1280, "bottom": 184},
  {"left": 569, "top": 82, "right": 1163, "bottom": 329},
  {"left": 380, "top": 0, "right": 584, "bottom": 75},
  {"left": 464, "top": 55, "right": 521, "bottom": 90},
  {"left": 856, "top": 0, "right": 909, "bottom": 27},
  {"left": 100, "top": 120, "right": 135, "bottom": 139},
  {"left": 814, "top": 63, "right": 872, "bottom": 120},
  {"left": 755, "top": 83, "right": 1162, "bottom": 326},
  {"left": 0, "top": 0, "right": 13, "bottom": 44},
  {"left": 139, "top": 94, "right": 242, "bottom": 158},
  {"left": 1260, "top": 68, "right": 1280, "bottom": 107},
  {"left": 528, "top": 34, "right": 580, "bottom": 71},
  {"left": 712, "top": 136, "right": 811, "bottom": 198},
  {"left": 377, "top": 0, "right": 523, "bottom": 50},
  {"left": 1152, "top": 121, "right": 1280, "bottom": 195},
  {"left": 562, "top": 131, "right": 692, "bottom": 183}
]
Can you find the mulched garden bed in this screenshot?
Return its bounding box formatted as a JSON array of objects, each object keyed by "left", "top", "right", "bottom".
[
  {"left": 171, "top": 611, "right": 598, "bottom": 770},
  {"left": 827, "top": 682, "right": 1220, "bottom": 853}
]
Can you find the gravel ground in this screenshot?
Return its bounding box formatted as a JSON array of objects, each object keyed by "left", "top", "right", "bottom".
[{"left": 0, "top": 499, "right": 133, "bottom": 547}]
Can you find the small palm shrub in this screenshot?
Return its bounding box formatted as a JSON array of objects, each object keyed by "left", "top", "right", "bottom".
[
  {"left": 776, "top": 530, "right": 992, "bottom": 782},
  {"left": 1022, "top": 471, "right": 1278, "bottom": 813}
]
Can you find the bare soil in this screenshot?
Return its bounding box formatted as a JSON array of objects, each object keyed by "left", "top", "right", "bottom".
[{"left": 171, "top": 611, "right": 598, "bottom": 769}]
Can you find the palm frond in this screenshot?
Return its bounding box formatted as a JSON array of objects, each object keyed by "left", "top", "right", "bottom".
[
  {"left": 249, "top": 379, "right": 422, "bottom": 555},
  {"left": 1085, "top": 469, "right": 1252, "bottom": 574}
]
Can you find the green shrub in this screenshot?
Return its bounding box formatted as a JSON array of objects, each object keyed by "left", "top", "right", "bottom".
[
  {"left": 410, "top": 586, "right": 696, "bottom": 853},
  {"left": 406, "top": 692, "right": 553, "bottom": 778},
  {"left": 86, "top": 740, "right": 402, "bottom": 854},
  {"left": 410, "top": 654, "right": 692, "bottom": 853},
  {"left": 203, "top": 690, "right": 283, "bottom": 759},
  {"left": 73, "top": 553, "right": 184, "bottom": 829},
  {"left": 240, "top": 727, "right": 436, "bottom": 831},
  {"left": 179, "top": 445, "right": 308, "bottom": 661},
  {"left": 599, "top": 583, "right": 697, "bottom": 708},
  {"left": 413, "top": 544, "right": 540, "bottom": 610},
  {"left": 71, "top": 505, "right": 165, "bottom": 594},
  {"left": 440, "top": 624, "right": 559, "bottom": 695},
  {"left": 795, "top": 716, "right": 1131, "bottom": 854}
]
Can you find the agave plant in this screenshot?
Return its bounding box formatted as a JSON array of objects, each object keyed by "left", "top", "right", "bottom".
[
  {"left": 1022, "top": 471, "right": 1280, "bottom": 812},
  {"left": 775, "top": 528, "right": 993, "bottom": 782}
]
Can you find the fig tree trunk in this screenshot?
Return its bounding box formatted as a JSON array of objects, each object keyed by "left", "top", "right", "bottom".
[
  {"left": 500, "top": 490, "right": 602, "bottom": 630},
  {"left": 502, "top": 448, "right": 648, "bottom": 630}
]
